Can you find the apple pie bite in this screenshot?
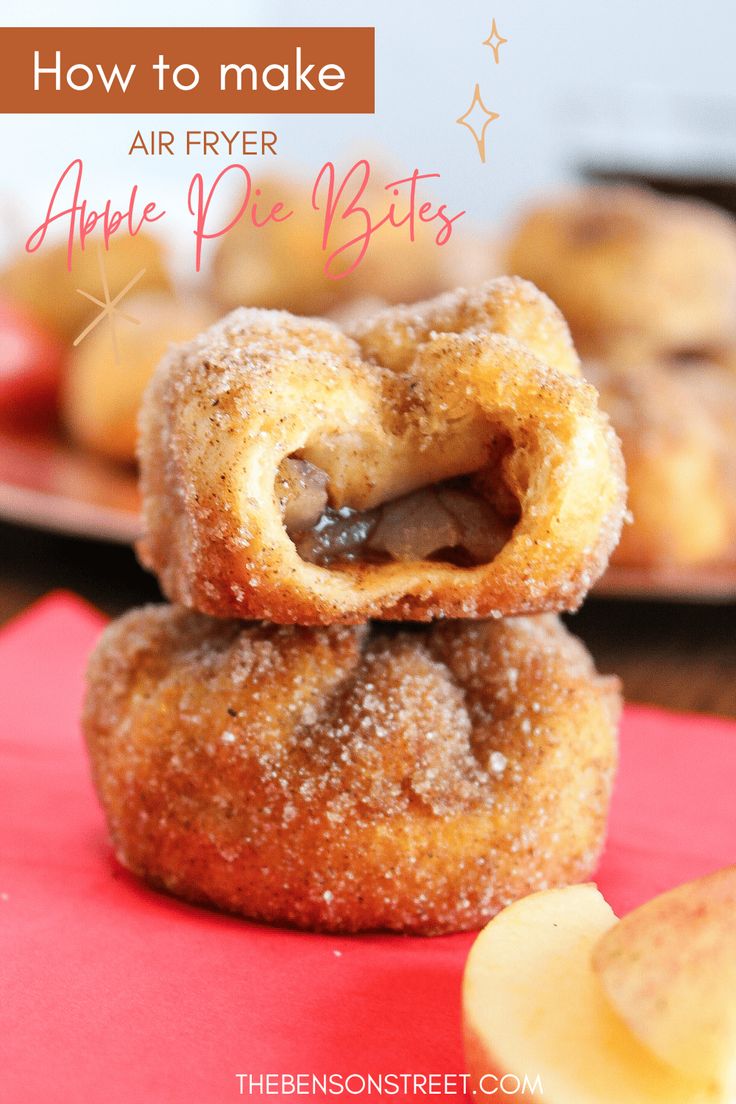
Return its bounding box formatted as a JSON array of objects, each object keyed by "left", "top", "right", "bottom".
[
  {"left": 137, "top": 278, "right": 626, "bottom": 624},
  {"left": 84, "top": 605, "right": 620, "bottom": 934}
]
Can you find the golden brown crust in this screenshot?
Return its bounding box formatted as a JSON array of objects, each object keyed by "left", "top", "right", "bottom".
[
  {"left": 506, "top": 186, "right": 736, "bottom": 358},
  {"left": 586, "top": 358, "right": 736, "bottom": 567},
  {"left": 137, "top": 278, "right": 626, "bottom": 624},
  {"left": 351, "top": 275, "right": 581, "bottom": 377},
  {"left": 83, "top": 605, "right": 621, "bottom": 935}
]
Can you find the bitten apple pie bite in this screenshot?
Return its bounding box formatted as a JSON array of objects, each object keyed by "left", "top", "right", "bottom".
[{"left": 137, "top": 277, "right": 626, "bottom": 624}]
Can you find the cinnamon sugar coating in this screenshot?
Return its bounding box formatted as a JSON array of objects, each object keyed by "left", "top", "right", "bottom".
[
  {"left": 83, "top": 605, "right": 620, "bottom": 935},
  {"left": 136, "top": 277, "right": 626, "bottom": 624}
]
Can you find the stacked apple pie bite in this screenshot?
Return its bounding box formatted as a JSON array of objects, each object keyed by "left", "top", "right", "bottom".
[{"left": 83, "top": 277, "right": 627, "bottom": 934}]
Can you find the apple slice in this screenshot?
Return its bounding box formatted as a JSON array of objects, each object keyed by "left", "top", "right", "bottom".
[
  {"left": 593, "top": 866, "right": 736, "bottom": 1094},
  {"left": 463, "top": 884, "right": 717, "bottom": 1103}
]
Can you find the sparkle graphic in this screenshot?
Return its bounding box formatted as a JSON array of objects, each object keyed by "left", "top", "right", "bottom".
[
  {"left": 456, "top": 84, "right": 500, "bottom": 163},
  {"left": 483, "top": 18, "right": 508, "bottom": 63},
  {"left": 73, "top": 244, "right": 146, "bottom": 364}
]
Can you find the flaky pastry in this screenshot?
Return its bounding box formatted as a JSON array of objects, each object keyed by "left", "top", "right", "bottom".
[
  {"left": 83, "top": 605, "right": 620, "bottom": 935},
  {"left": 137, "top": 277, "right": 626, "bottom": 624}
]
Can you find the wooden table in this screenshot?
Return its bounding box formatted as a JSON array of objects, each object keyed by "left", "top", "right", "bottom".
[{"left": 2, "top": 518, "right": 735, "bottom": 719}]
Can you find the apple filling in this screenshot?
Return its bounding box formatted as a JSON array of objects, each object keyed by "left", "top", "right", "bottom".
[{"left": 277, "top": 456, "right": 520, "bottom": 567}]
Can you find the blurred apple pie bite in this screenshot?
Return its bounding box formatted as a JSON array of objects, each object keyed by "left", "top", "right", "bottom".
[
  {"left": 62, "top": 292, "right": 213, "bottom": 463},
  {"left": 506, "top": 186, "right": 736, "bottom": 571},
  {"left": 0, "top": 231, "right": 171, "bottom": 344},
  {"left": 211, "top": 172, "right": 499, "bottom": 317}
]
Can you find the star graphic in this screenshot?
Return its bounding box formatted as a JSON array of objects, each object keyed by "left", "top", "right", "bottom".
[
  {"left": 73, "top": 244, "right": 146, "bottom": 364},
  {"left": 456, "top": 84, "right": 500, "bottom": 164},
  {"left": 483, "top": 18, "right": 508, "bottom": 63}
]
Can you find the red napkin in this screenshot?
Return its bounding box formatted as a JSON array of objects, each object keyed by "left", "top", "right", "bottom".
[{"left": 2, "top": 592, "right": 735, "bottom": 1104}]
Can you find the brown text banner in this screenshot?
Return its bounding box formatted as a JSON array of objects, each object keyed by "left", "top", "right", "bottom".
[{"left": 0, "top": 26, "right": 374, "bottom": 113}]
